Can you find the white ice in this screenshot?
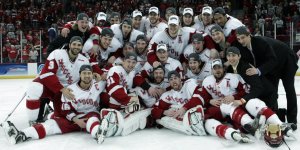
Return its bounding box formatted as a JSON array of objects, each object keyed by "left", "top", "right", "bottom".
[{"left": 0, "top": 78, "right": 299, "bottom": 150}]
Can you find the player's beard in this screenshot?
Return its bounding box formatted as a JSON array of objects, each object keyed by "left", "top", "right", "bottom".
[
  {"left": 154, "top": 76, "right": 164, "bottom": 84},
  {"left": 70, "top": 48, "right": 80, "bottom": 56},
  {"left": 214, "top": 71, "right": 224, "bottom": 81},
  {"left": 82, "top": 77, "right": 92, "bottom": 85}
]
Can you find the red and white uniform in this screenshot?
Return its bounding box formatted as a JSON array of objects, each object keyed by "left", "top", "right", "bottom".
[
  {"left": 147, "top": 27, "right": 196, "bottom": 64},
  {"left": 83, "top": 37, "right": 122, "bottom": 74},
  {"left": 62, "top": 80, "right": 106, "bottom": 121},
  {"left": 144, "top": 19, "right": 168, "bottom": 40},
  {"left": 133, "top": 81, "right": 169, "bottom": 108},
  {"left": 222, "top": 15, "right": 244, "bottom": 37},
  {"left": 222, "top": 15, "right": 244, "bottom": 44},
  {"left": 152, "top": 79, "right": 202, "bottom": 119},
  {"left": 194, "top": 16, "right": 214, "bottom": 35},
  {"left": 26, "top": 49, "right": 90, "bottom": 121},
  {"left": 183, "top": 44, "right": 211, "bottom": 63},
  {"left": 106, "top": 66, "right": 137, "bottom": 108},
  {"left": 21, "top": 80, "right": 106, "bottom": 140},
  {"left": 183, "top": 73, "right": 254, "bottom": 140},
  {"left": 110, "top": 24, "right": 144, "bottom": 46},
  {"left": 140, "top": 57, "right": 183, "bottom": 82},
  {"left": 185, "top": 61, "right": 212, "bottom": 85}
]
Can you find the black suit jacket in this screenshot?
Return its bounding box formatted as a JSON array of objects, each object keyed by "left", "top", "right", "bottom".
[{"left": 232, "top": 36, "right": 297, "bottom": 77}]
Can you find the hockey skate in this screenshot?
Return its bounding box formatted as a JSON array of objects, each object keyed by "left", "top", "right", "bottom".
[
  {"left": 231, "top": 131, "right": 253, "bottom": 143},
  {"left": 2, "top": 121, "right": 30, "bottom": 144},
  {"left": 189, "top": 110, "right": 206, "bottom": 136}
]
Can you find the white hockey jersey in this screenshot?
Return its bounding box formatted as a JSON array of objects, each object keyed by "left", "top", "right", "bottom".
[
  {"left": 223, "top": 15, "right": 244, "bottom": 37},
  {"left": 113, "top": 55, "right": 146, "bottom": 73},
  {"left": 185, "top": 61, "right": 212, "bottom": 85},
  {"left": 110, "top": 24, "right": 144, "bottom": 46},
  {"left": 202, "top": 73, "right": 247, "bottom": 99},
  {"left": 39, "top": 49, "right": 90, "bottom": 92},
  {"left": 133, "top": 81, "right": 169, "bottom": 108},
  {"left": 62, "top": 80, "right": 106, "bottom": 121},
  {"left": 159, "top": 79, "right": 198, "bottom": 108},
  {"left": 148, "top": 27, "right": 196, "bottom": 60},
  {"left": 183, "top": 44, "right": 211, "bottom": 63},
  {"left": 106, "top": 65, "right": 137, "bottom": 106},
  {"left": 144, "top": 19, "right": 168, "bottom": 40},
  {"left": 194, "top": 16, "right": 214, "bottom": 35},
  {"left": 141, "top": 57, "right": 183, "bottom": 81}
]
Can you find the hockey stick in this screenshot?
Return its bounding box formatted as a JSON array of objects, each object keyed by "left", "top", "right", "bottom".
[{"left": 0, "top": 92, "right": 26, "bottom": 127}]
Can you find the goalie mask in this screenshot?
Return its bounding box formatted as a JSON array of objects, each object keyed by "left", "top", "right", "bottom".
[{"left": 264, "top": 124, "right": 283, "bottom": 148}]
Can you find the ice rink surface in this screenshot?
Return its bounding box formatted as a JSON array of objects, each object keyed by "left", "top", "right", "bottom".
[{"left": 0, "top": 78, "right": 299, "bottom": 150}]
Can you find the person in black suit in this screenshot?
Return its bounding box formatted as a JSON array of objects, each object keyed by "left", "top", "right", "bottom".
[
  {"left": 226, "top": 46, "right": 277, "bottom": 109},
  {"left": 233, "top": 26, "right": 298, "bottom": 128}
]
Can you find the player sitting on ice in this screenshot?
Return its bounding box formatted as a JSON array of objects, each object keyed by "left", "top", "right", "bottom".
[
  {"left": 96, "top": 52, "right": 152, "bottom": 144},
  {"left": 2, "top": 65, "right": 106, "bottom": 144},
  {"left": 175, "top": 59, "right": 255, "bottom": 143},
  {"left": 25, "top": 36, "right": 90, "bottom": 125},
  {"left": 151, "top": 71, "right": 206, "bottom": 136}
]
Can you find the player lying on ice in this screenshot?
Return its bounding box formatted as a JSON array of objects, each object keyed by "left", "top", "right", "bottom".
[{"left": 2, "top": 65, "right": 107, "bottom": 144}]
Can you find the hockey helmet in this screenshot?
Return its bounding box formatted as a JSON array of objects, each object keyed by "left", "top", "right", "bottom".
[{"left": 264, "top": 124, "right": 284, "bottom": 148}]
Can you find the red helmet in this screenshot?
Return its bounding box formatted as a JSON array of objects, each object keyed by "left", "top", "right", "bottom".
[{"left": 264, "top": 124, "right": 283, "bottom": 148}]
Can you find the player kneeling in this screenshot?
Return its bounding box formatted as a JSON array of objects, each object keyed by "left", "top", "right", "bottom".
[
  {"left": 2, "top": 65, "right": 106, "bottom": 144},
  {"left": 152, "top": 71, "right": 206, "bottom": 136}
]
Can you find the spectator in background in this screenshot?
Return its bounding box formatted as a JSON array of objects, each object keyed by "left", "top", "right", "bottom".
[
  {"left": 22, "top": 45, "right": 30, "bottom": 63},
  {"left": 48, "top": 24, "right": 57, "bottom": 42},
  {"left": 8, "top": 45, "right": 18, "bottom": 63},
  {"left": 29, "top": 46, "right": 39, "bottom": 62}
]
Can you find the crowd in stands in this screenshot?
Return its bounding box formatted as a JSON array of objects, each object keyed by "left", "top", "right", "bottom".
[{"left": 1, "top": 0, "right": 300, "bottom": 63}]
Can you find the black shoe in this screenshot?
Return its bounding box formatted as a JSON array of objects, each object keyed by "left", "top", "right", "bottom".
[{"left": 290, "top": 123, "right": 297, "bottom": 131}]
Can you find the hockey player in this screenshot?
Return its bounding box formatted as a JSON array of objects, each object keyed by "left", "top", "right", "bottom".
[
  {"left": 147, "top": 15, "right": 196, "bottom": 64},
  {"left": 110, "top": 18, "right": 144, "bottom": 46},
  {"left": 141, "top": 44, "right": 183, "bottom": 82},
  {"left": 147, "top": 15, "right": 215, "bottom": 65},
  {"left": 176, "top": 59, "right": 254, "bottom": 143},
  {"left": 183, "top": 33, "right": 219, "bottom": 63},
  {"left": 133, "top": 65, "right": 169, "bottom": 108},
  {"left": 2, "top": 65, "right": 106, "bottom": 144},
  {"left": 194, "top": 6, "right": 214, "bottom": 35},
  {"left": 96, "top": 52, "right": 152, "bottom": 144},
  {"left": 132, "top": 10, "right": 145, "bottom": 32},
  {"left": 82, "top": 28, "right": 122, "bottom": 80},
  {"left": 25, "top": 36, "right": 90, "bottom": 124},
  {"left": 185, "top": 53, "right": 212, "bottom": 85},
  {"left": 151, "top": 71, "right": 206, "bottom": 136},
  {"left": 181, "top": 8, "right": 201, "bottom": 31},
  {"left": 47, "top": 13, "right": 90, "bottom": 55},
  {"left": 144, "top": 6, "right": 168, "bottom": 40}
]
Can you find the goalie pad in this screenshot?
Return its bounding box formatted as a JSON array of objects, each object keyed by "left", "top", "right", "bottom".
[
  {"left": 121, "top": 108, "right": 151, "bottom": 136},
  {"left": 100, "top": 109, "right": 124, "bottom": 137},
  {"left": 157, "top": 106, "right": 206, "bottom": 136},
  {"left": 183, "top": 105, "right": 207, "bottom": 136}
]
